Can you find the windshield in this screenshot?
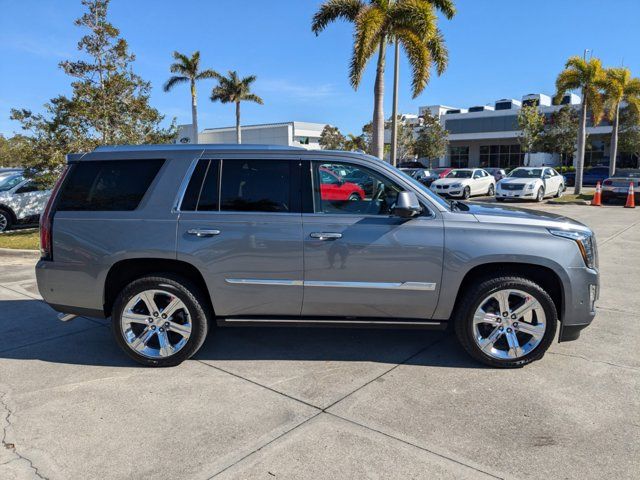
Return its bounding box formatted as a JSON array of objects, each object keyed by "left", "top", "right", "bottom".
[
  {"left": 0, "top": 174, "right": 23, "bottom": 192},
  {"left": 393, "top": 167, "right": 450, "bottom": 209},
  {"left": 446, "top": 170, "right": 473, "bottom": 179},
  {"left": 509, "top": 168, "right": 542, "bottom": 178}
]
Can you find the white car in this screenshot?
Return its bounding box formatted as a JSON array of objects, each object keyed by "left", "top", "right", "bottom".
[
  {"left": 496, "top": 167, "right": 564, "bottom": 202},
  {"left": 0, "top": 172, "right": 51, "bottom": 232},
  {"left": 430, "top": 168, "right": 496, "bottom": 199}
]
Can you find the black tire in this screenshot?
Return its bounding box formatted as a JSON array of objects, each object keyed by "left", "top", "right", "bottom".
[
  {"left": 454, "top": 275, "right": 557, "bottom": 368},
  {"left": 348, "top": 193, "right": 361, "bottom": 201},
  {"left": 0, "top": 208, "right": 12, "bottom": 233},
  {"left": 535, "top": 187, "right": 545, "bottom": 202},
  {"left": 555, "top": 184, "right": 564, "bottom": 198},
  {"left": 496, "top": 197, "right": 505, "bottom": 202},
  {"left": 487, "top": 184, "right": 495, "bottom": 196},
  {"left": 111, "top": 274, "right": 210, "bottom": 367},
  {"left": 462, "top": 186, "right": 471, "bottom": 200}
]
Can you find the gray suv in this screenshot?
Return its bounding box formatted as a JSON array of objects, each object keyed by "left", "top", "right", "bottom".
[{"left": 36, "top": 145, "right": 599, "bottom": 368}]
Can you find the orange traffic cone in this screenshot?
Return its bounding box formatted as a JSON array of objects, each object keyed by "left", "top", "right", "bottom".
[
  {"left": 624, "top": 182, "right": 635, "bottom": 208},
  {"left": 592, "top": 181, "right": 602, "bottom": 206}
]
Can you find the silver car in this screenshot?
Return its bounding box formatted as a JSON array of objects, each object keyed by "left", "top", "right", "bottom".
[
  {"left": 0, "top": 172, "right": 51, "bottom": 232},
  {"left": 36, "top": 145, "right": 599, "bottom": 368}
]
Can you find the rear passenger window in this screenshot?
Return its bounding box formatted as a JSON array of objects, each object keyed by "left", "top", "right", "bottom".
[
  {"left": 181, "top": 159, "right": 220, "bottom": 211},
  {"left": 57, "top": 159, "right": 164, "bottom": 211},
  {"left": 220, "top": 160, "right": 291, "bottom": 213}
]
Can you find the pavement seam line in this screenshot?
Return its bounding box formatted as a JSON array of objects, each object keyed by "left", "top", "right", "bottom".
[
  {"left": 0, "top": 391, "right": 49, "bottom": 480},
  {"left": 0, "top": 283, "right": 41, "bottom": 301},
  {"left": 599, "top": 218, "right": 640, "bottom": 246},
  {"left": 548, "top": 351, "right": 638, "bottom": 371},
  {"left": 0, "top": 325, "right": 104, "bottom": 355},
  {"left": 207, "top": 411, "right": 323, "bottom": 479},
  {"left": 326, "top": 412, "right": 504, "bottom": 479}
]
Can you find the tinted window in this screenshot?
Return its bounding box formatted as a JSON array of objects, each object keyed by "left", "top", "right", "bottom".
[
  {"left": 57, "top": 159, "right": 163, "bottom": 211},
  {"left": 313, "top": 161, "right": 402, "bottom": 216},
  {"left": 0, "top": 174, "right": 23, "bottom": 192},
  {"left": 220, "top": 159, "right": 291, "bottom": 212},
  {"left": 181, "top": 159, "right": 220, "bottom": 211}
]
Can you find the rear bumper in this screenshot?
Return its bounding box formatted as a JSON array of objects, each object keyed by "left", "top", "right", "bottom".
[{"left": 558, "top": 266, "right": 599, "bottom": 342}]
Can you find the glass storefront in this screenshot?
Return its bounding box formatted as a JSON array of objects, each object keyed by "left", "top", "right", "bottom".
[
  {"left": 479, "top": 145, "right": 524, "bottom": 169},
  {"left": 449, "top": 146, "right": 469, "bottom": 168}
]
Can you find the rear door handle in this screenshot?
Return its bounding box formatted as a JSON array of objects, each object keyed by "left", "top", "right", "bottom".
[
  {"left": 187, "top": 228, "right": 221, "bottom": 238},
  {"left": 310, "top": 232, "right": 342, "bottom": 240}
]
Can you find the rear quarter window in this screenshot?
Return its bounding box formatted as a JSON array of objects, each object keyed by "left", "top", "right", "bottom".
[{"left": 57, "top": 159, "right": 164, "bottom": 211}]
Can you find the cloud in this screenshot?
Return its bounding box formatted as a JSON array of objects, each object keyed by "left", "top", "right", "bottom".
[{"left": 259, "top": 79, "right": 337, "bottom": 101}]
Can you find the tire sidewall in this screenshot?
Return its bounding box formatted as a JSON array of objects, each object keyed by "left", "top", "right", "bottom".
[
  {"left": 488, "top": 184, "right": 495, "bottom": 196},
  {"left": 463, "top": 187, "right": 470, "bottom": 199},
  {"left": 111, "top": 275, "right": 209, "bottom": 367},
  {"left": 455, "top": 277, "right": 557, "bottom": 368},
  {"left": 536, "top": 187, "right": 545, "bottom": 202},
  {"left": 0, "top": 210, "right": 11, "bottom": 233}
]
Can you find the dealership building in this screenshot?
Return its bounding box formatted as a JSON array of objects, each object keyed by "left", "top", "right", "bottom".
[
  {"left": 175, "top": 121, "right": 327, "bottom": 150},
  {"left": 412, "top": 93, "right": 636, "bottom": 169}
]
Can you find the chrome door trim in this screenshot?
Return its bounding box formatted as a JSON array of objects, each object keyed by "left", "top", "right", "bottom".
[
  {"left": 225, "top": 278, "right": 304, "bottom": 286},
  {"left": 304, "top": 281, "right": 436, "bottom": 291}
]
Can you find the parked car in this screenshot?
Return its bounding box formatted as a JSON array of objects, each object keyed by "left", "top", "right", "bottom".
[
  {"left": 564, "top": 166, "right": 609, "bottom": 187},
  {"left": 432, "top": 167, "right": 452, "bottom": 178},
  {"left": 496, "top": 167, "right": 565, "bottom": 202},
  {"left": 400, "top": 168, "right": 435, "bottom": 186},
  {"left": 318, "top": 167, "right": 366, "bottom": 201},
  {"left": 430, "top": 168, "right": 495, "bottom": 199},
  {"left": 0, "top": 173, "right": 51, "bottom": 232},
  {"left": 484, "top": 167, "right": 508, "bottom": 182},
  {"left": 36, "top": 145, "right": 598, "bottom": 369},
  {"left": 398, "top": 161, "right": 426, "bottom": 169},
  {"left": 601, "top": 171, "right": 640, "bottom": 204}
]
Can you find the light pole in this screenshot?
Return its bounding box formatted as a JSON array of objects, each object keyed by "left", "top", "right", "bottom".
[{"left": 390, "top": 39, "right": 400, "bottom": 167}]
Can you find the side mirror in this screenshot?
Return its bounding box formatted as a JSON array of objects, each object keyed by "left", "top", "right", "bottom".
[{"left": 393, "top": 191, "right": 422, "bottom": 218}]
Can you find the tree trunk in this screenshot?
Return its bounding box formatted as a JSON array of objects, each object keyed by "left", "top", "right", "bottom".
[
  {"left": 236, "top": 101, "right": 241, "bottom": 144},
  {"left": 371, "top": 38, "right": 387, "bottom": 159},
  {"left": 609, "top": 102, "right": 620, "bottom": 177},
  {"left": 191, "top": 81, "right": 198, "bottom": 144},
  {"left": 574, "top": 91, "right": 588, "bottom": 195}
]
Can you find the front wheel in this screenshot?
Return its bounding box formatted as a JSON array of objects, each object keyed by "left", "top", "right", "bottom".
[
  {"left": 0, "top": 209, "right": 12, "bottom": 233},
  {"left": 348, "top": 193, "right": 361, "bottom": 201},
  {"left": 112, "top": 275, "right": 210, "bottom": 367},
  {"left": 454, "top": 275, "right": 557, "bottom": 368},
  {"left": 535, "top": 187, "right": 545, "bottom": 202},
  {"left": 462, "top": 186, "right": 471, "bottom": 200}
]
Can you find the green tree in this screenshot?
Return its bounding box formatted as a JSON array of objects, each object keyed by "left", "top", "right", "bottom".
[
  {"left": 385, "top": 115, "right": 415, "bottom": 161},
  {"left": 210, "top": 71, "right": 264, "bottom": 144},
  {"left": 554, "top": 56, "right": 605, "bottom": 194},
  {"left": 599, "top": 67, "right": 640, "bottom": 176},
  {"left": 618, "top": 105, "right": 640, "bottom": 167},
  {"left": 164, "top": 51, "right": 219, "bottom": 144},
  {"left": 344, "top": 133, "right": 367, "bottom": 151},
  {"left": 312, "top": 0, "right": 454, "bottom": 159},
  {"left": 415, "top": 110, "right": 448, "bottom": 167},
  {"left": 517, "top": 104, "right": 545, "bottom": 166},
  {"left": 319, "top": 125, "right": 346, "bottom": 149},
  {"left": 538, "top": 105, "right": 579, "bottom": 168},
  {"left": 0, "top": 135, "right": 22, "bottom": 167}
]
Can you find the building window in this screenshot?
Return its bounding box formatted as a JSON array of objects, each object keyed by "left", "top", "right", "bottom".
[
  {"left": 449, "top": 146, "right": 469, "bottom": 168},
  {"left": 479, "top": 144, "right": 524, "bottom": 169},
  {"left": 295, "top": 136, "right": 310, "bottom": 145},
  {"left": 585, "top": 141, "right": 605, "bottom": 167}
]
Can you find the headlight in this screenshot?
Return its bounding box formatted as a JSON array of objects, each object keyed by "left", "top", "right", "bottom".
[
  {"left": 526, "top": 183, "right": 536, "bottom": 190},
  {"left": 451, "top": 183, "right": 462, "bottom": 188},
  {"left": 549, "top": 229, "right": 597, "bottom": 269}
]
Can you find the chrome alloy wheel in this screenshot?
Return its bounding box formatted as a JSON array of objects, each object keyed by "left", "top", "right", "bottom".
[
  {"left": 0, "top": 213, "right": 8, "bottom": 232},
  {"left": 120, "top": 289, "right": 192, "bottom": 359},
  {"left": 472, "top": 289, "right": 546, "bottom": 360}
]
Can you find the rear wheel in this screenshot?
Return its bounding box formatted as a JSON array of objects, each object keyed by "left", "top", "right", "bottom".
[
  {"left": 454, "top": 275, "right": 557, "bottom": 368},
  {"left": 348, "top": 193, "right": 361, "bottom": 201},
  {"left": 555, "top": 184, "right": 564, "bottom": 198},
  {"left": 0, "top": 209, "right": 12, "bottom": 233},
  {"left": 112, "top": 275, "right": 210, "bottom": 367},
  {"left": 487, "top": 184, "right": 495, "bottom": 196}
]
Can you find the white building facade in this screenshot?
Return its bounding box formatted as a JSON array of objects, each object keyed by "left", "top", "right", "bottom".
[{"left": 175, "top": 121, "right": 327, "bottom": 150}]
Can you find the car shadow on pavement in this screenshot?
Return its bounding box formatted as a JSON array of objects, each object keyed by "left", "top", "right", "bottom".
[{"left": 0, "top": 299, "right": 483, "bottom": 369}]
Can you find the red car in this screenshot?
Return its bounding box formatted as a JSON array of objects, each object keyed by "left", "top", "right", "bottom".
[{"left": 319, "top": 167, "right": 366, "bottom": 201}]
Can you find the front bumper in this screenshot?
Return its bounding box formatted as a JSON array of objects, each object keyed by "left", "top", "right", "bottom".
[
  {"left": 431, "top": 188, "right": 464, "bottom": 198},
  {"left": 496, "top": 188, "right": 536, "bottom": 199},
  {"left": 558, "top": 266, "right": 599, "bottom": 342}
]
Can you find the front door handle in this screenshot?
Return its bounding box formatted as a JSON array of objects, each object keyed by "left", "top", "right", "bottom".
[
  {"left": 310, "top": 232, "right": 342, "bottom": 241},
  {"left": 187, "top": 228, "right": 221, "bottom": 238}
]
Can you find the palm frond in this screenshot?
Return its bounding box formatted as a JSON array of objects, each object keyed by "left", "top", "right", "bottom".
[
  {"left": 426, "top": 0, "right": 456, "bottom": 19},
  {"left": 349, "top": 5, "right": 385, "bottom": 89},
  {"left": 396, "top": 27, "right": 430, "bottom": 97},
  {"left": 554, "top": 70, "right": 581, "bottom": 102},
  {"left": 390, "top": 0, "right": 436, "bottom": 39},
  {"left": 427, "top": 27, "right": 448, "bottom": 75},
  {"left": 163, "top": 75, "right": 189, "bottom": 92},
  {"left": 196, "top": 69, "right": 222, "bottom": 80},
  {"left": 242, "top": 93, "right": 264, "bottom": 105},
  {"left": 312, "top": 0, "right": 365, "bottom": 34}
]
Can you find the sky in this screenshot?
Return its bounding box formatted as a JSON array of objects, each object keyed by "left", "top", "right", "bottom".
[{"left": 1, "top": 0, "right": 639, "bottom": 138}]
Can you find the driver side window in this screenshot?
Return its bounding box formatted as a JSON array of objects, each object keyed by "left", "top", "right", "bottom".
[{"left": 312, "top": 161, "right": 403, "bottom": 216}]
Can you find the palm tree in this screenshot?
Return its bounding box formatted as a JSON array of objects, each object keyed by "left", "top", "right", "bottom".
[
  {"left": 163, "top": 51, "right": 219, "bottom": 144},
  {"left": 210, "top": 71, "right": 264, "bottom": 144},
  {"left": 599, "top": 67, "right": 640, "bottom": 177},
  {"left": 554, "top": 56, "right": 605, "bottom": 194},
  {"left": 312, "top": 0, "right": 454, "bottom": 160},
  {"left": 344, "top": 133, "right": 367, "bottom": 151}
]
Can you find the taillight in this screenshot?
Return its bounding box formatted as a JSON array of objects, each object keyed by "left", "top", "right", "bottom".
[
  {"left": 603, "top": 180, "right": 612, "bottom": 186},
  {"left": 40, "top": 166, "right": 70, "bottom": 260}
]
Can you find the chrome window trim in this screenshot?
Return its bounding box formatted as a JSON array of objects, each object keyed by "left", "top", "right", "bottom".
[
  {"left": 172, "top": 152, "right": 205, "bottom": 213},
  {"left": 225, "top": 279, "right": 436, "bottom": 291}
]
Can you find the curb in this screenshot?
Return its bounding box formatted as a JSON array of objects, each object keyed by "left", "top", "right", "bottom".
[
  {"left": 546, "top": 200, "right": 591, "bottom": 206},
  {"left": 0, "top": 247, "right": 40, "bottom": 258}
]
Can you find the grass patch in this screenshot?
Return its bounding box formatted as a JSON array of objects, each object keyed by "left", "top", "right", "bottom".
[
  {"left": 0, "top": 228, "right": 40, "bottom": 250},
  {"left": 549, "top": 193, "right": 593, "bottom": 203}
]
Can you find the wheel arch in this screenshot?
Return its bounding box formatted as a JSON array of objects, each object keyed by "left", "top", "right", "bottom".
[
  {"left": 103, "top": 258, "right": 213, "bottom": 318},
  {"left": 0, "top": 204, "right": 17, "bottom": 224}
]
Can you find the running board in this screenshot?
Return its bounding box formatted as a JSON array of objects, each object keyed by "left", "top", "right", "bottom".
[{"left": 216, "top": 317, "right": 447, "bottom": 330}]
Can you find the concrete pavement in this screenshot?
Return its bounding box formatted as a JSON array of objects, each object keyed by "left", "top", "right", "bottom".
[{"left": 1, "top": 204, "right": 638, "bottom": 479}]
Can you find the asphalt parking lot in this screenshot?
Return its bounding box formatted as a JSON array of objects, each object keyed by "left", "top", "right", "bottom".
[{"left": 1, "top": 204, "right": 639, "bottom": 480}]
